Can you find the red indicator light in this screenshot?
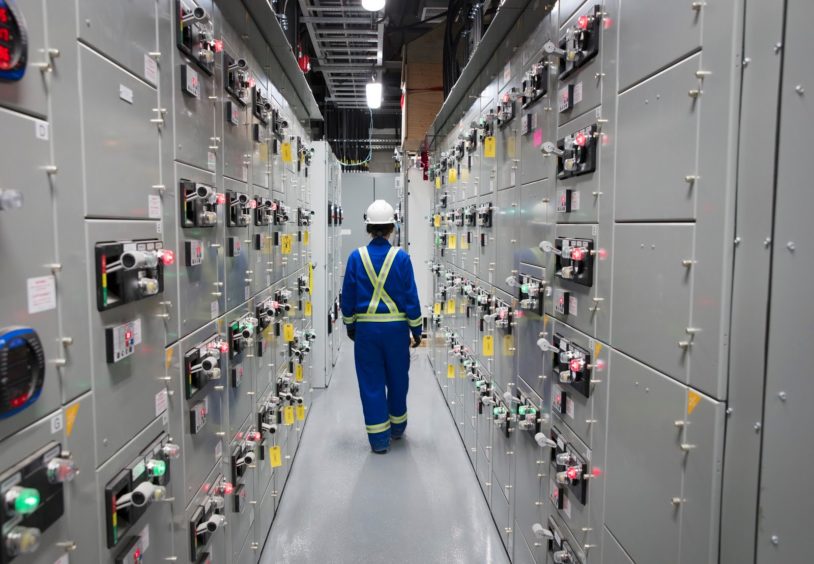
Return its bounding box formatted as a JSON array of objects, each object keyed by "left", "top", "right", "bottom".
[
  {"left": 0, "top": 9, "right": 8, "bottom": 24},
  {"left": 160, "top": 250, "right": 175, "bottom": 266},
  {"left": 566, "top": 466, "right": 581, "bottom": 481},
  {"left": 219, "top": 340, "right": 229, "bottom": 353},
  {"left": 214, "top": 40, "right": 223, "bottom": 53},
  {"left": 514, "top": 310, "right": 524, "bottom": 319},
  {"left": 595, "top": 359, "right": 606, "bottom": 371},
  {"left": 125, "top": 331, "right": 132, "bottom": 341},
  {"left": 216, "top": 193, "right": 226, "bottom": 205},
  {"left": 592, "top": 467, "right": 603, "bottom": 477},
  {"left": 574, "top": 132, "right": 587, "bottom": 147},
  {"left": 221, "top": 482, "right": 234, "bottom": 495},
  {"left": 247, "top": 432, "right": 261, "bottom": 442},
  {"left": 569, "top": 358, "right": 584, "bottom": 373},
  {"left": 134, "top": 549, "right": 142, "bottom": 561},
  {"left": 598, "top": 248, "right": 608, "bottom": 260},
  {"left": 249, "top": 199, "right": 258, "bottom": 209},
  {"left": 10, "top": 393, "right": 29, "bottom": 408},
  {"left": 570, "top": 247, "right": 586, "bottom": 262},
  {"left": 578, "top": 15, "right": 590, "bottom": 30}
]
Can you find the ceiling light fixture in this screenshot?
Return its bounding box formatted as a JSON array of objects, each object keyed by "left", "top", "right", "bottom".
[
  {"left": 366, "top": 78, "right": 383, "bottom": 109},
  {"left": 361, "top": 0, "right": 386, "bottom": 12}
]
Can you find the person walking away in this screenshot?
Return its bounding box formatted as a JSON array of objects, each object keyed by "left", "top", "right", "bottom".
[{"left": 341, "top": 200, "right": 422, "bottom": 454}]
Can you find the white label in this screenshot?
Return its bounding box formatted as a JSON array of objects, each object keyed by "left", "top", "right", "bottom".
[
  {"left": 244, "top": 284, "right": 251, "bottom": 300},
  {"left": 558, "top": 86, "right": 570, "bottom": 113},
  {"left": 395, "top": 176, "right": 403, "bottom": 190},
  {"left": 214, "top": 440, "right": 223, "bottom": 461},
  {"left": 139, "top": 524, "right": 151, "bottom": 552},
  {"left": 50, "top": 412, "right": 64, "bottom": 434},
  {"left": 571, "top": 190, "right": 580, "bottom": 211},
  {"left": 161, "top": 412, "right": 168, "bottom": 426},
  {"left": 35, "top": 120, "right": 49, "bottom": 140},
  {"left": 155, "top": 388, "right": 168, "bottom": 417},
  {"left": 184, "top": 65, "right": 200, "bottom": 98},
  {"left": 132, "top": 318, "right": 143, "bottom": 345},
  {"left": 242, "top": 163, "right": 248, "bottom": 182},
  {"left": 211, "top": 301, "right": 219, "bottom": 320},
  {"left": 340, "top": 229, "right": 352, "bottom": 236},
  {"left": 503, "top": 62, "right": 512, "bottom": 83},
  {"left": 569, "top": 295, "right": 578, "bottom": 315},
  {"left": 532, "top": 111, "right": 538, "bottom": 130},
  {"left": 562, "top": 492, "right": 572, "bottom": 518},
  {"left": 592, "top": 224, "right": 598, "bottom": 236},
  {"left": 566, "top": 396, "right": 575, "bottom": 419},
  {"left": 27, "top": 276, "right": 56, "bottom": 314},
  {"left": 119, "top": 84, "right": 134, "bottom": 104},
  {"left": 144, "top": 54, "right": 158, "bottom": 86},
  {"left": 574, "top": 81, "right": 583, "bottom": 105},
  {"left": 510, "top": 170, "right": 516, "bottom": 186},
  {"left": 207, "top": 151, "right": 216, "bottom": 171},
  {"left": 156, "top": 220, "right": 163, "bottom": 234},
  {"left": 148, "top": 195, "right": 162, "bottom": 219}
]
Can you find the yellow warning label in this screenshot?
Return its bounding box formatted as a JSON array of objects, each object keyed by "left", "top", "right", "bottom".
[
  {"left": 448, "top": 234, "right": 457, "bottom": 249},
  {"left": 433, "top": 214, "right": 441, "bottom": 228},
  {"left": 433, "top": 302, "right": 442, "bottom": 316},
  {"left": 449, "top": 168, "right": 457, "bottom": 184},
  {"left": 283, "top": 323, "right": 295, "bottom": 342},
  {"left": 281, "top": 142, "right": 293, "bottom": 163},
  {"left": 304, "top": 301, "right": 312, "bottom": 317},
  {"left": 270, "top": 446, "right": 282, "bottom": 468},
  {"left": 687, "top": 390, "right": 702, "bottom": 415},
  {"left": 65, "top": 403, "right": 80, "bottom": 438},
  {"left": 461, "top": 236, "right": 469, "bottom": 250},
  {"left": 296, "top": 405, "right": 306, "bottom": 421},
  {"left": 484, "top": 136, "right": 496, "bottom": 158},
  {"left": 482, "top": 335, "right": 494, "bottom": 357},
  {"left": 284, "top": 406, "right": 295, "bottom": 426},
  {"left": 447, "top": 364, "right": 455, "bottom": 379},
  {"left": 503, "top": 334, "right": 514, "bottom": 356},
  {"left": 295, "top": 363, "right": 304, "bottom": 382},
  {"left": 459, "top": 301, "right": 466, "bottom": 315},
  {"left": 594, "top": 342, "right": 603, "bottom": 358},
  {"left": 281, "top": 234, "right": 292, "bottom": 255},
  {"left": 309, "top": 262, "right": 314, "bottom": 294},
  {"left": 165, "top": 348, "right": 174, "bottom": 369},
  {"left": 303, "top": 230, "right": 310, "bottom": 246},
  {"left": 446, "top": 299, "right": 456, "bottom": 315},
  {"left": 435, "top": 177, "right": 442, "bottom": 189}
]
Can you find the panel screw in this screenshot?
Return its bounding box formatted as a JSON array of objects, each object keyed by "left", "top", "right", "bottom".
[
  {"left": 754, "top": 422, "right": 762, "bottom": 432},
  {"left": 795, "top": 85, "right": 805, "bottom": 95},
  {"left": 742, "top": 57, "right": 751, "bottom": 67},
  {"left": 774, "top": 43, "right": 783, "bottom": 54},
  {"left": 764, "top": 238, "right": 772, "bottom": 248},
  {"left": 778, "top": 391, "right": 787, "bottom": 401},
  {"left": 771, "top": 535, "right": 780, "bottom": 545},
  {"left": 787, "top": 241, "right": 796, "bottom": 251}
]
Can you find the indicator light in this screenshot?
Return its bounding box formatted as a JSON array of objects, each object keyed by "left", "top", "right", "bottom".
[
  {"left": 249, "top": 199, "right": 257, "bottom": 209},
  {"left": 578, "top": 15, "right": 590, "bottom": 30},
  {"left": 247, "top": 431, "right": 262, "bottom": 443},
  {"left": 574, "top": 132, "right": 587, "bottom": 147},
  {"left": 214, "top": 39, "right": 223, "bottom": 52},
  {"left": 569, "top": 358, "right": 584, "bottom": 373},
  {"left": 570, "top": 247, "right": 586, "bottom": 261},
  {"left": 216, "top": 193, "right": 226, "bottom": 205},
  {"left": 7, "top": 487, "right": 40, "bottom": 515},
  {"left": 5, "top": 526, "right": 41, "bottom": 557},
  {"left": 47, "top": 457, "right": 79, "bottom": 484},
  {"left": 520, "top": 284, "right": 529, "bottom": 294},
  {"left": 160, "top": 250, "right": 175, "bottom": 266},
  {"left": 566, "top": 466, "right": 581, "bottom": 481},
  {"left": 219, "top": 341, "right": 229, "bottom": 354},
  {"left": 162, "top": 443, "right": 182, "bottom": 459},
  {"left": 147, "top": 459, "right": 167, "bottom": 477},
  {"left": 9, "top": 393, "right": 29, "bottom": 408}
]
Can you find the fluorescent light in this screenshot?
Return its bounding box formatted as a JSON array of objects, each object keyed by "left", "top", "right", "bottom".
[
  {"left": 366, "top": 81, "right": 383, "bottom": 109},
  {"left": 361, "top": 0, "right": 386, "bottom": 12}
]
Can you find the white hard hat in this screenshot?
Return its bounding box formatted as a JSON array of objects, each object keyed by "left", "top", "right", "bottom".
[{"left": 365, "top": 200, "right": 396, "bottom": 225}]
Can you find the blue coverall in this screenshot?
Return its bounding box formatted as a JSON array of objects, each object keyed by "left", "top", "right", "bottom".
[{"left": 341, "top": 237, "right": 422, "bottom": 451}]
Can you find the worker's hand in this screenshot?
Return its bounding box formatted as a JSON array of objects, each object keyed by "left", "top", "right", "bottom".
[
  {"left": 410, "top": 331, "right": 422, "bottom": 348},
  {"left": 346, "top": 326, "right": 356, "bottom": 342}
]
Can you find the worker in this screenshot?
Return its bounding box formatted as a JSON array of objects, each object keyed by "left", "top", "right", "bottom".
[{"left": 341, "top": 200, "right": 422, "bottom": 454}]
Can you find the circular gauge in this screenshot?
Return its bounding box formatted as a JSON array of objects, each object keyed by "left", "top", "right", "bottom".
[{"left": 0, "top": 0, "right": 28, "bottom": 82}]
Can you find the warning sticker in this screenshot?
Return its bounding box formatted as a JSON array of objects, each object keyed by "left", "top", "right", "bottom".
[
  {"left": 687, "top": 390, "right": 702, "bottom": 415},
  {"left": 27, "top": 276, "right": 56, "bottom": 314}
]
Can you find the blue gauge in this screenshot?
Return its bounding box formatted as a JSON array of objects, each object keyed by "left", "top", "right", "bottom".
[{"left": 0, "top": 327, "right": 45, "bottom": 418}]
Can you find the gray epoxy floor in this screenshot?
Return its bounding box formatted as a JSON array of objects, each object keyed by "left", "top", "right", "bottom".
[{"left": 260, "top": 337, "right": 511, "bottom": 564}]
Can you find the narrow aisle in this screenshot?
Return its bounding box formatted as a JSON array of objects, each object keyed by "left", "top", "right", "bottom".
[{"left": 261, "top": 337, "right": 511, "bottom": 564}]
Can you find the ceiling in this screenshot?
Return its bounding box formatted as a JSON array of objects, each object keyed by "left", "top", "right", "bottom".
[{"left": 295, "top": 0, "right": 448, "bottom": 112}]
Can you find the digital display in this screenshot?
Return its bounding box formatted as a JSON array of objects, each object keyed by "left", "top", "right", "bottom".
[{"left": 0, "top": 1, "right": 28, "bottom": 82}]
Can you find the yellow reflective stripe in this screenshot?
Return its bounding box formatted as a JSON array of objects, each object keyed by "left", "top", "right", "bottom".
[
  {"left": 355, "top": 313, "right": 407, "bottom": 322},
  {"left": 389, "top": 413, "right": 408, "bottom": 424},
  {"left": 359, "top": 246, "right": 400, "bottom": 315},
  {"left": 342, "top": 315, "right": 356, "bottom": 324},
  {"left": 408, "top": 317, "right": 423, "bottom": 327},
  {"left": 373, "top": 248, "right": 399, "bottom": 313},
  {"left": 366, "top": 421, "right": 391, "bottom": 433}
]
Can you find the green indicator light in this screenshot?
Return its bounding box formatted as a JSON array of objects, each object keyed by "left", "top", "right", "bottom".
[
  {"left": 14, "top": 488, "right": 40, "bottom": 515},
  {"left": 148, "top": 460, "right": 167, "bottom": 477},
  {"left": 493, "top": 407, "right": 500, "bottom": 416},
  {"left": 518, "top": 406, "right": 528, "bottom": 415},
  {"left": 521, "top": 284, "right": 529, "bottom": 294}
]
